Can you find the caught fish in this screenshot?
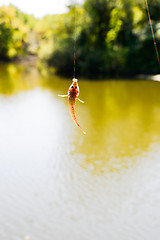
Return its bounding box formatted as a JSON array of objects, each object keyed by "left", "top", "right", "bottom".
[{"left": 58, "top": 78, "right": 86, "bottom": 134}]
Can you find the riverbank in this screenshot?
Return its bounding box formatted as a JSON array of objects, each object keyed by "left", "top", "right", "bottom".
[
  {"left": 1, "top": 56, "right": 160, "bottom": 81},
  {"left": 13, "top": 55, "right": 38, "bottom": 66}
]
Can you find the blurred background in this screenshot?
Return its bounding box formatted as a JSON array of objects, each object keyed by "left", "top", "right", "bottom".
[
  {"left": 0, "top": 0, "right": 160, "bottom": 78},
  {"left": 1, "top": 0, "right": 160, "bottom": 240}
]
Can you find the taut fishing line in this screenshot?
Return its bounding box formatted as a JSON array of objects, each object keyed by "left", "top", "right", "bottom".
[
  {"left": 144, "top": 0, "right": 160, "bottom": 65},
  {"left": 73, "top": 2, "right": 77, "bottom": 78},
  {"left": 58, "top": 1, "right": 86, "bottom": 134}
]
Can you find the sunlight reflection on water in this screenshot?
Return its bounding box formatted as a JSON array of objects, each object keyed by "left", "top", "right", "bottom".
[{"left": 0, "top": 63, "right": 160, "bottom": 240}]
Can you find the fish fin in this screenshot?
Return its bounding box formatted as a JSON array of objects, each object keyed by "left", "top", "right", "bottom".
[
  {"left": 77, "top": 98, "right": 84, "bottom": 103},
  {"left": 58, "top": 94, "right": 68, "bottom": 97}
]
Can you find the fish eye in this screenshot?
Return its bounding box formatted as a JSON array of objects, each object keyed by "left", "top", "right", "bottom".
[
  {"left": 71, "top": 86, "right": 74, "bottom": 88},
  {"left": 75, "top": 86, "right": 77, "bottom": 89}
]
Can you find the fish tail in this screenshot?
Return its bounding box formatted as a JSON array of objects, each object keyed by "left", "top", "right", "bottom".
[
  {"left": 69, "top": 98, "right": 86, "bottom": 134},
  {"left": 75, "top": 121, "right": 86, "bottom": 134}
]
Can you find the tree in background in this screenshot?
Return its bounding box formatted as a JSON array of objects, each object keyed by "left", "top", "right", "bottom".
[
  {"left": 46, "top": 0, "right": 160, "bottom": 78},
  {"left": 41, "top": 5, "right": 87, "bottom": 77},
  {"left": 45, "top": 0, "right": 113, "bottom": 78},
  {"left": 1, "top": 1, "right": 160, "bottom": 78},
  {"left": 127, "top": 0, "right": 160, "bottom": 75},
  {"left": 0, "top": 5, "right": 36, "bottom": 60},
  {"left": 77, "top": 0, "right": 112, "bottom": 78},
  {"left": 0, "top": 22, "right": 13, "bottom": 60}
]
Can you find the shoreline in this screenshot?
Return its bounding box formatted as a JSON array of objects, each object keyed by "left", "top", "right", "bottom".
[{"left": 1, "top": 56, "right": 160, "bottom": 81}]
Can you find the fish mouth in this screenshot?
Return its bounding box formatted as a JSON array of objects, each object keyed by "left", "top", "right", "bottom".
[{"left": 72, "top": 78, "right": 78, "bottom": 82}]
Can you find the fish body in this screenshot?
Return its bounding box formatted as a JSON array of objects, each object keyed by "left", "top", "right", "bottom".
[{"left": 58, "top": 78, "right": 86, "bottom": 134}]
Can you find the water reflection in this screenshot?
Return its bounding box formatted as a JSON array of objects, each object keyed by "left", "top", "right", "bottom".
[
  {"left": 0, "top": 63, "right": 40, "bottom": 94},
  {"left": 70, "top": 80, "right": 160, "bottom": 174},
  {"left": 0, "top": 63, "right": 160, "bottom": 175}
]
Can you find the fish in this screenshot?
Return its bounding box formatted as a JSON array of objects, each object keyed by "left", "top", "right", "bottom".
[{"left": 58, "top": 78, "right": 86, "bottom": 134}]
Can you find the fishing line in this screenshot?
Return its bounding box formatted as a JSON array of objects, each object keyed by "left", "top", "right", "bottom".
[
  {"left": 73, "top": 3, "right": 77, "bottom": 78},
  {"left": 144, "top": 0, "right": 160, "bottom": 65}
]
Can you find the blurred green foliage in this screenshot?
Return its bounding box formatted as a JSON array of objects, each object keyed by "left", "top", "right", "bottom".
[
  {"left": 0, "top": 5, "right": 36, "bottom": 60},
  {"left": 1, "top": 0, "right": 160, "bottom": 78}
]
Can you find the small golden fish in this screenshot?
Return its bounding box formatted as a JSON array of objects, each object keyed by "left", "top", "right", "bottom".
[{"left": 58, "top": 78, "right": 86, "bottom": 134}]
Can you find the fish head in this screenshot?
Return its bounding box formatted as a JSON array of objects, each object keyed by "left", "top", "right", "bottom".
[{"left": 68, "top": 78, "right": 79, "bottom": 97}]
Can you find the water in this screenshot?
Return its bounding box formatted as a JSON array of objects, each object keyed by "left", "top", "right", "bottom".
[{"left": 0, "top": 63, "right": 160, "bottom": 240}]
